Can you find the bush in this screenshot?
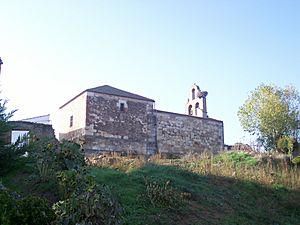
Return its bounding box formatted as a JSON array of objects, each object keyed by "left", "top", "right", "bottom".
[
  {"left": 28, "top": 139, "right": 59, "bottom": 181},
  {"left": 214, "top": 152, "right": 258, "bottom": 167},
  {"left": 55, "top": 164, "right": 123, "bottom": 224},
  {"left": 142, "top": 177, "right": 190, "bottom": 209},
  {"left": 0, "top": 189, "right": 16, "bottom": 225},
  {"left": 27, "top": 139, "right": 85, "bottom": 181},
  {"left": 292, "top": 156, "right": 300, "bottom": 165},
  {"left": 0, "top": 99, "right": 19, "bottom": 173},
  {"left": 0, "top": 189, "right": 54, "bottom": 225},
  {"left": 12, "top": 196, "right": 55, "bottom": 225},
  {"left": 57, "top": 140, "right": 86, "bottom": 170},
  {"left": 57, "top": 169, "right": 95, "bottom": 199},
  {"left": 277, "top": 136, "right": 295, "bottom": 154},
  {"left": 53, "top": 184, "right": 123, "bottom": 225}
]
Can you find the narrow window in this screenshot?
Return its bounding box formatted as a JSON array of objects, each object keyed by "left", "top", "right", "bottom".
[
  {"left": 195, "top": 102, "right": 200, "bottom": 116},
  {"left": 188, "top": 105, "right": 193, "bottom": 115},
  {"left": 192, "top": 88, "right": 195, "bottom": 100},
  {"left": 120, "top": 103, "right": 125, "bottom": 112},
  {"left": 70, "top": 115, "right": 73, "bottom": 127}
]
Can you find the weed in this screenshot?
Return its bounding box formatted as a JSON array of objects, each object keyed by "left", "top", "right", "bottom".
[{"left": 142, "top": 177, "right": 190, "bottom": 209}]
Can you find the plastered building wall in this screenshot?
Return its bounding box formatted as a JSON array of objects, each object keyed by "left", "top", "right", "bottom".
[{"left": 59, "top": 92, "right": 87, "bottom": 141}]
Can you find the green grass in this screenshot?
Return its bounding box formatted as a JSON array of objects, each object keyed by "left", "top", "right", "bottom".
[
  {"left": 2, "top": 153, "right": 300, "bottom": 225},
  {"left": 89, "top": 163, "right": 300, "bottom": 225}
]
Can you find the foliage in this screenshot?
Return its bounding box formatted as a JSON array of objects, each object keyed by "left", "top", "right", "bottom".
[
  {"left": 0, "top": 189, "right": 15, "bottom": 225},
  {"left": 292, "top": 156, "right": 300, "bottom": 165},
  {"left": 27, "top": 138, "right": 85, "bottom": 181},
  {"left": 142, "top": 177, "right": 190, "bottom": 209},
  {"left": 0, "top": 99, "right": 15, "bottom": 145},
  {"left": 3, "top": 138, "right": 123, "bottom": 224},
  {"left": 56, "top": 169, "right": 95, "bottom": 199},
  {"left": 277, "top": 136, "right": 295, "bottom": 154},
  {"left": 90, "top": 160, "right": 300, "bottom": 225},
  {"left": 28, "top": 139, "right": 59, "bottom": 181},
  {"left": 53, "top": 183, "right": 123, "bottom": 225},
  {"left": 53, "top": 147, "right": 123, "bottom": 224},
  {"left": 0, "top": 189, "right": 54, "bottom": 225},
  {"left": 238, "top": 84, "right": 300, "bottom": 150},
  {"left": 213, "top": 151, "right": 258, "bottom": 167},
  {"left": 56, "top": 140, "right": 86, "bottom": 170},
  {"left": 0, "top": 99, "right": 18, "bottom": 172},
  {"left": 2, "top": 150, "right": 300, "bottom": 225}
]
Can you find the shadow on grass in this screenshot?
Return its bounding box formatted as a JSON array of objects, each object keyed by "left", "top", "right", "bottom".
[{"left": 90, "top": 163, "right": 300, "bottom": 225}]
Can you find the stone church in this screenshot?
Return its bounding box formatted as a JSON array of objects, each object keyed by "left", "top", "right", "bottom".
[{"left": 58, "top": 84, "right": 224, "bottom": 155}]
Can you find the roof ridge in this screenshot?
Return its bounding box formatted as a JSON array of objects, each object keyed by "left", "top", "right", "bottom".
[{"left": 87, "top": 85, "right": 154, "bottom": 102}]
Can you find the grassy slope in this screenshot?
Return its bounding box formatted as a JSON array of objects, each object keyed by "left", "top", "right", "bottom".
[
  {"left": 2, "top": 157, "right": 300, "bottom": 225},
  {"left": 90, "top": 164, "right": 300, "bottom": 225}
]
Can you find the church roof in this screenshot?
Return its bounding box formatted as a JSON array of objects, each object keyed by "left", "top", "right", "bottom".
[
  {"left": 87, "top": 85, "right": 154, "bottom": 102},
  {"left": 60, "top": 85, "right": 154, "bottom": 109}
]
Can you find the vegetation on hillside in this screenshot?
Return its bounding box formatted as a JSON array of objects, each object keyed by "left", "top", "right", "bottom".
[
  {"left": 1, "top": 141, "right": 300, "bottom": 224},
  {"left": 0, "top": 98, "right": 19, "bottom": 172},
  {"left": 1, "top": 83, "right": 300, "bottom": 224},
  {"left": 238, "top": 84, "right": 300, "bottom": 152}
]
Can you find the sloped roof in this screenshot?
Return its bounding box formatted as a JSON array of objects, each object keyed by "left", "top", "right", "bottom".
[
  {"left": 87, "top": 85, "right": 154, "bottom": 102},
  {"left": 60, "top": 85, "right": 154, "bottom": 109}
]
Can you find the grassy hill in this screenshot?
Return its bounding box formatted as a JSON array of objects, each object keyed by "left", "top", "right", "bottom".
[{"left": 2, "top": 150, "right": 300, "bottom": 225}]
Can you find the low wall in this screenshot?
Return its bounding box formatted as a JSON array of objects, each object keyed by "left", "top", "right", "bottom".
[
  {"left": 7, "top": 121, "right": 55, "bottom": 143},
  {"left": 156, "top": 110, "right": 224, "bottom": 155}
]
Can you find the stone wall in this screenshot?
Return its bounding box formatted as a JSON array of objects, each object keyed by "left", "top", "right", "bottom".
[
  {"left": 84, "top": 92, "right": 156, "bottom": 155},
  {"left": 6, "top": 121, "right": 55, "bottom": 143},
  {"left": 58, "top": 90, "right": 224, "bottom": 156},
  {"left": 156, "top": 110, "right": 224, "bottom": 155}
]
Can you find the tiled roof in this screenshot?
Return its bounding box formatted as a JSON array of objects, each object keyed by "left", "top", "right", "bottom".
[
  {"left": 87, "top": 85, "right": 154, "bottom": 102},
  {"left": 59, "top": 85, "right": 154, "bottom": 109}
]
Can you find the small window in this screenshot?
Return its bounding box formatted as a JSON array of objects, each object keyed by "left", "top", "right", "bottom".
[
  {"left": 120, "top": 103, "right": 125, "bottom": 112},
  {"left": 11, "top": 130, "right": 29, "bottom": 147},
  {"left": 188, "top": 105, "right": 193, "bottom": 115},
  {"left": 70, "top": 115, "right": 73, "bottom": 127},
  {"left": 195, "top": 102, "right": 200, "bottom": 116},
  {"left": 192, "top": 88, "right": 195, "bottom": 100},
  {"left": 118, "top": 100, "right": 127, "bottom": 112}
]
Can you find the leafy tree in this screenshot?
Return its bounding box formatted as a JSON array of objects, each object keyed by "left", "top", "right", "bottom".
[
  {"left": 0, "top": 99, "right": 17, "bottom": 171},
  {"left": 238, "top": 84, "right": 300, "bottom": 151}
]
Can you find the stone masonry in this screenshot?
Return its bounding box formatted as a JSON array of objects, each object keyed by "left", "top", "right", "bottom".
[
  {"left": 6, "top": 121, "right": 55, "bottom": 144},
  {"left": 59, "top": 85, "right": 224, "bottom": 156},
  {"left": 156, "top": 110, "right": 224, "bottom": 155}
]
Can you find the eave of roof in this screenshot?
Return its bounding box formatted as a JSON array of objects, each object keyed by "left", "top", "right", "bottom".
[{"left": 59, "top": 85, "right": 154, "bottom": 109}]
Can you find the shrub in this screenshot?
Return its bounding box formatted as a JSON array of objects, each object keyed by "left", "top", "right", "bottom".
[
  {"left": 57, "top": 169, "right": 95, "bottom": 199},
  {"left": 53, "top": 184, "right": 123, "bottom": 225},
  {"left": 0, "top": 99, "right": 21, "bottom": 173},
  {"left": 0, "top": 189, "right": 16, "bottom": 225},
  {"left": 0, "top": 189, "right": 54, "bottom": 225},
  {"left": 214, "top": 151, "right": 258, "bottom": 167},
  {"left": 30, "top": 139, "right": 59, "bottom": 181},
  {"left": 12, "top": 196, "right": 55, "bottom": 225},
  {"left": 55, "top": 166, "right": 123, "bottom": 224},
  {"left": 57, "top": 140, "right": 86, "bottom": 171},
  {"left": 27, "top": 139, "right": 85, "bottom": 182},
  {"left": 143, "top": 177, "right": 190, "bottom": 209},
  {"left": 277, "top": 136, "right": 295, "bottom": 154},
  {"left": 292, "top": 156, "right": 300, "bottom": 165}
]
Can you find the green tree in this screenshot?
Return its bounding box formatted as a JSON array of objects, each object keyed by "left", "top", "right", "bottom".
[
  {"left": 238, "top": 84, "right": 300, "bottom": 151},
  {"left": 0, "top": 99, "right": 17, "bottom": 171}
]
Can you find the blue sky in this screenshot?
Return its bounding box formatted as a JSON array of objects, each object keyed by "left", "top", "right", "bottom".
[{"left": 1, "top": 0, "right": 299, "bottom": 144}]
